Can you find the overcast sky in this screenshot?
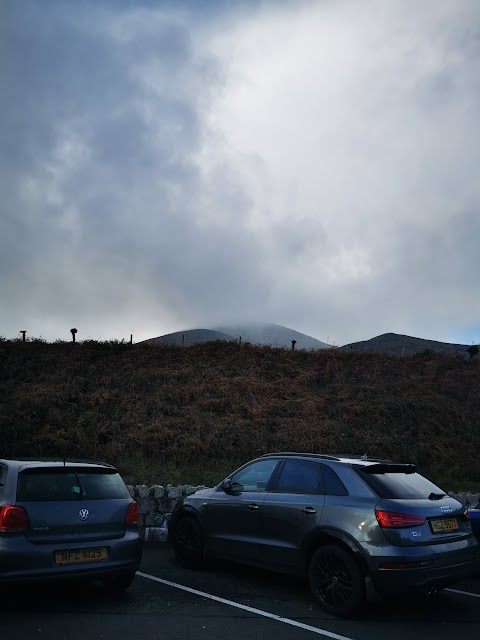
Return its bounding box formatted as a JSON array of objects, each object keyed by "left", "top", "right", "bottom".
[{"left": 1, "top": 0, "right": 479, "bottom": 346}]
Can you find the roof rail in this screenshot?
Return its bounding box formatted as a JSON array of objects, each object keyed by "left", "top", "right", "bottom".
[
  {"left": 260, "top": 452, "right": 395, "bottom": 463},
  {"left": 260, "top": 452, "right": 341, "bottom": 461},
  {"left": 332, "top": 454, "right": 394, "bottom": 462}
]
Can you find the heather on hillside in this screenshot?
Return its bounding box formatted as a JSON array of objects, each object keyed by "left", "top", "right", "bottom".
[{"left": 1, "top": 339, "right": 479, "bottom": 485}]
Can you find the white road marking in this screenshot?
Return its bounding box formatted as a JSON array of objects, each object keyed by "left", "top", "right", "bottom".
[
  {"left": 137, "top": 571, "right": 356, "bottom": 640},
  {"left": 445, "top": 588, "right": 480, "bottom": 599}
]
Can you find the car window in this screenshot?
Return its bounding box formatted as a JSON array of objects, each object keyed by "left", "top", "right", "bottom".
[
  {"left": 321, "top": 466, "right": 349, "bottom": 496},
  {"left": 274, "top": 460, "right": 321, "bottom": 494},
  {"left": 353, "top": 465, "right": 445, "bottom": 499},
  {"left": 16, "top": 468, "right": 130, "bottom": 501},
  {"left": 230, "top": 459, "right": 278, "bottom": 493},
  {"left": 0, "top": 464, "right": 6, "bottom": 485}
]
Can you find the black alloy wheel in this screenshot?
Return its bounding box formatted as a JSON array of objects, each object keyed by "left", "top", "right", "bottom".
[
  {"left": 308, "top": 544, "right": 365, "bottom": 617},
  {"left": 173, "top": 515, "right": 206, "bottom": 569}
]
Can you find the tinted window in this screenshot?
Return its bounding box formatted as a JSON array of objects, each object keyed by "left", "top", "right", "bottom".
[
  {"left": 230, "top": 459, "right": 278, "bottom": 493},
  {"left": 321, "top": 466, "right": 349, "bottom": 496},
  {"left": 353, "top": 465, "right": 445, "bottom": 499},
  {"left": 17, "top": 468, "right": 130, "bottom": 501},
  {"left": 275, "top": 460, "right": 321, "bottom": 494},
  {"left": 0, "top": 464, "right": 6, "bottom": 485}
]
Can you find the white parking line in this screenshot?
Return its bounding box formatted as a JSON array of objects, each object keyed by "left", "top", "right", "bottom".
[
  {"left": 137, "top": 571, "right": 355, "bottom": 640},
  {"left": 445, "top": 588, "right": 480, "bottom": 599}
]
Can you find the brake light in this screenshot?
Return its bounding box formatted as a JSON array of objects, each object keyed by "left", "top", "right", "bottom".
[
  {"left": 375, "top": 509, "right": 426, "bottom": 528},
  {"left": 125, "top": 501, "right": 139, "bottom": 526},
  {"left": 0, "top": 506, "right": 30, "bottom": 532}
]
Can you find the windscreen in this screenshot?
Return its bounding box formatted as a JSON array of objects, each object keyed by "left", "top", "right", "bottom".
[
  {"left": 353, "top": 465, "right": 446, "bottom": 499},
  {"left": 17, "top": 467, "right": 130, "bottom": 501}
]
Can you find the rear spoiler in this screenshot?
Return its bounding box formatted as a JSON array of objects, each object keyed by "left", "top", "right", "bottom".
[{"left": 359, "top": 463, "right": 416, "bottom": 475}]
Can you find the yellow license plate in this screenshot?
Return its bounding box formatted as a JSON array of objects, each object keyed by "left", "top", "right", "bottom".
[
  {"left": 430, "top": 518, "right": 459, "bottom": 533},
  {"left": 55, "top": 547, "right": 108, "bottom": 565}
]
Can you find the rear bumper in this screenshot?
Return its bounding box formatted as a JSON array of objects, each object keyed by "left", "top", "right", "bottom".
[
  {"left": 0, "top": 530, "right": 142, "bottom": 584},
  {"left": 365, "top": 538, "right": 480, "bottom": 594}
]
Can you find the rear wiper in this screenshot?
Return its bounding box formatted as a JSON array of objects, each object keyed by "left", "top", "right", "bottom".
[{"left": 428, "top": 492, "right": 447, "bottom": 500}]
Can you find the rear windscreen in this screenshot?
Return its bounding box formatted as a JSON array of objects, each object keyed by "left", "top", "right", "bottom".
[
  {"left": 353, "top": 465, "right": 445, "bottom": 499},
  {"left": 17, "top": 468, "right": 130, "bottom": 501}
]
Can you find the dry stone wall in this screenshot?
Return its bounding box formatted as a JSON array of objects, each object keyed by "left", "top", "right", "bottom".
[{"left": 127, "top": 483, "right": 208, "bottom": 541}]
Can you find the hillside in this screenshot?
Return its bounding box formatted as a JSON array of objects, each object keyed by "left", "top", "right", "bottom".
[
  {"left": 211, "top": 322, "right": 330, "bottom": 349},
  {"left": 1, "top": 339, "right": 479, "bottom": 485},
  {"left": 341, "top": 332, "right": 471, "bottom": 356},
  {"left": 143, "top": 322, "right": 330, "bottom": 350},
  {"left": 140, "top": 329, "right": 235, "bottom": 346}
]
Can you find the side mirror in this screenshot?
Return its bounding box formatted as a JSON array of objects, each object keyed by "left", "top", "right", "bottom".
[{"left": 220, "top": 478, "right": 233, "bottom": 493}]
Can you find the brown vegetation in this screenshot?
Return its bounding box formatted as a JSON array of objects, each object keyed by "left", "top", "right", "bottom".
[{"left": 1, "top": 339, "right": 479, "bottom": 486}]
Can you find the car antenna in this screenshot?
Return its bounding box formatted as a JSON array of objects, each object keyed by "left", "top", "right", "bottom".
[{"left": 361, "top": 452, "right": 368, "bottom": 460}]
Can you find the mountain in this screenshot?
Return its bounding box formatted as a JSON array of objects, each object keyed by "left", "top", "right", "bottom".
[
  {"left": 140, "top": 329, "right": 236, "bottom": 346},
  {"left": 141, "top": 322, "right": 330, "bottom": 349},
  {"left": 211, "top": 322, "right": 330, "bottom": 349},
  {"left": 340, "top": 333, "right": 472, "bottom": 357}
]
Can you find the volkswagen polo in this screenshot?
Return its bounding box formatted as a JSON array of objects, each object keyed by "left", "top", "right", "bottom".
[{"left": 0, "top": 458, "right": 142, "bottom": 590}]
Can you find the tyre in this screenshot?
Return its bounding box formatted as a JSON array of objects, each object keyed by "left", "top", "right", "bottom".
[
  {"left": 103, "top": 571, "right": 136, "bottom": 592},
  {"left": 173, "top": 515, "right": 206, "bottom": 569},
  {"left": 308, "top": 544, "right": 365, "bottom": 617}
]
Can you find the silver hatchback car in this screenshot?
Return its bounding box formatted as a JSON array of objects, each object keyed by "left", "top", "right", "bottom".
[{"left": 0, "top": 458, "right": 142, "bottom": 590}]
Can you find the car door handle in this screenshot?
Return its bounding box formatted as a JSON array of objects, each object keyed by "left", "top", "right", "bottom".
[
  {"left": 302, "top": 507, "right": 316, "bottom": 515},
  {"left": 248, "top": 503, "right": 259, "bottom": 511}
]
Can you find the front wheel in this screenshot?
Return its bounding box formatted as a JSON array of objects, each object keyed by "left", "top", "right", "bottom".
[
  {"left": 173, "top": 515, "right": 206, "bottom": 569},
  {"left": 308, "top": 544, "right": 365, "bottom": 617}
]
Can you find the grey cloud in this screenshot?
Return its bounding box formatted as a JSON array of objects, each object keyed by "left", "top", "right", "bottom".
[{"left": 1, "top": 0, "right": 479, "bottom": 345}]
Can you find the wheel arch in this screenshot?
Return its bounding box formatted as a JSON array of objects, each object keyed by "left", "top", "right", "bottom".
[
  {"left": 168, "top": 505, "right": 204, "bottom": 543},
  {"left": 303, "top": 528, "right": 369, "bottom": 576}
]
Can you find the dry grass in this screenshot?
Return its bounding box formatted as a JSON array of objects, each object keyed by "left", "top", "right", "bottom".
[{"left": 1, "top": 339, "right": 479, "bottom": 485}]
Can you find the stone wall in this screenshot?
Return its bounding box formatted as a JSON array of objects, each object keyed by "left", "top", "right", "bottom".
[
  {"left": 128, "top": 484, "right": 480, "bottom": 543},
  {"left": 127, "top": 483, "right": 208, "bottom": 541}
]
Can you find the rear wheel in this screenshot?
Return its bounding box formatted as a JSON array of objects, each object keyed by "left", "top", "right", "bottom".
[
  {"left": 103, "top": 571, "right": 136, "bottom": 592},
  {"left": 308, "top": 544, "right": 365, "bottom": 617},
  {"left": 173, "top": 515, "right": 205, "bottom": 569}
]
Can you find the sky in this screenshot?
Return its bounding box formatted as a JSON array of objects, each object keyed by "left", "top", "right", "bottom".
[{"left": 1, "top": 0, "right": 479, "bottom": 346}]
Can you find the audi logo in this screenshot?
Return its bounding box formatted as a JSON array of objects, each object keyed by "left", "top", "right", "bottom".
[{"left": 78, "top": 508, "right": 90, "bottom": 521}]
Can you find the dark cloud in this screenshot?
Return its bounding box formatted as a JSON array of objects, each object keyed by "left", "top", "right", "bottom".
[{"left": 1, "top": 0, "right": 479, "bottom": 344}]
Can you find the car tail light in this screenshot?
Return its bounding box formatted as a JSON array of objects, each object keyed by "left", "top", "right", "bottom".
[
  {"left": 463, "top": 509, "right": 470, "bottom": 521},
  {"left": 375, "top": 509, "right": 426, "bottom": 528},
  {"left": 0, "top": 505, "right": 30, "bottom": 532},
  {"left": 125, "top": 501, "right": 139, "bottom": 526}
]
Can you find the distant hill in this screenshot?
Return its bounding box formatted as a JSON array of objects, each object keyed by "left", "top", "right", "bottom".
[
  {"left": 210, "top": 322, "right": 330, "bottom": 349},
  {"left": 140, "top": 329, "right": 235, "bottom": 346},
  {"left": 141, "top": 322, "right": 330, "bottom": 350},
  {"left": 340, "top": 332, "right": 472, "bottom": 357}
]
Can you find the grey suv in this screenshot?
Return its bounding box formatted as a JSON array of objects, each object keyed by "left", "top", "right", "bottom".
[
  {"left": 170, "top": 453, "right": 480, "bottom": 617},
  {"left": 0, "top": 458, "right": 142, "bottom": 590}
]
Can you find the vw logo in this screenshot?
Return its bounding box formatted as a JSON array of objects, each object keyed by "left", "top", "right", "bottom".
[
  {"left": 440, "top": 506, "right": 452, "bottom": 514},
  {"left": 78, "top": 508, "right": 90, "bottom": 521}
]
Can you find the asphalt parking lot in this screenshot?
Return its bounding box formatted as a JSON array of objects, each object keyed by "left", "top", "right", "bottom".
[{"left": 1, "top": 543, "right": 479, "bottom": 639}]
